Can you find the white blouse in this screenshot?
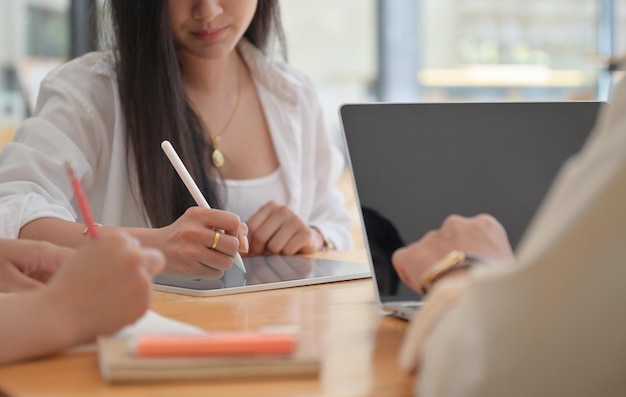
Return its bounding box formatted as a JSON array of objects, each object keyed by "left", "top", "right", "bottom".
[
  {"left": 0, "top": 40, "right": 353, "bottom": 250},
  {"left": 218, "top": 168, "right": 289, "bottom": 222}
]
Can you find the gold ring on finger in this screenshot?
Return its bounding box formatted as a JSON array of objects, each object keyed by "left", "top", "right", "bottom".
[{"left": 210, "top": 231, "right": 221, "bottom": 250}]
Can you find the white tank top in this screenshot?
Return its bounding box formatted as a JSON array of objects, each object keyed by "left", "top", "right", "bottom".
[{"left": 216, "top": 168, "right": 289, "bottom": 222}]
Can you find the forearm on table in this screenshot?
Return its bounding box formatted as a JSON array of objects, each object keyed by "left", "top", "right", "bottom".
[
  {"left": 19, "top": 218, "right": 90, "bottom": 248},
  {"left": 18, "top": 217, "right": 160, "bottom": 249},
  {"left": 0, "top": 291, "right": 77, "bottom": 365}
]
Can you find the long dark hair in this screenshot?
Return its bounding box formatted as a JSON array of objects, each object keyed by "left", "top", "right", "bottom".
[{"left": 106, "top": 0, "right": 285, "bottom": 227}]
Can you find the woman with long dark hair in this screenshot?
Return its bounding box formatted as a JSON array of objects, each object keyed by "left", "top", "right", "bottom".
[{"left": 0, "top": 0, "right": 352, "bottom": 274}]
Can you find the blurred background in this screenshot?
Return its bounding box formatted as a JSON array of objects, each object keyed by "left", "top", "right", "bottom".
[{"left": 2, "top": 0, "right": 626, "bottom": 146}]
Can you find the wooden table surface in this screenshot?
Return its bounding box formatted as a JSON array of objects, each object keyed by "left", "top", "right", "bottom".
[{"left": 0, "top": 250, "right": 413, "bottom": 397}]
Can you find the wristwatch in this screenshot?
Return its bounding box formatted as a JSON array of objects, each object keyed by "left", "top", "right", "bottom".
[{"left": 419, "top": 250, "right": 481, "bottom": 295}]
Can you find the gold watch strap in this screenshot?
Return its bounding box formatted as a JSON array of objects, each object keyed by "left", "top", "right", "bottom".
[{"left": 419, "top": 250, "right": 479, "bottom": 295}]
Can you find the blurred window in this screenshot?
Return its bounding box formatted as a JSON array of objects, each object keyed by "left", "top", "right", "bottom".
[
  {"left": 420, "top": 0, "right": 600, "bottom": 101},
  {"left": 279, "top": 0, "right": 377, "bottom": 146},
  {"left": 1, "top": 0, "right": 70, "bottom": 146},
  {"left": 3, "top": 0, "right": 625, "bottom": 148}
]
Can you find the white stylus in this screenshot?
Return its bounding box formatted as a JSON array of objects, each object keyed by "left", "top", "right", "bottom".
[{"left": 161, "top": 140, "right": 247, "bottom": 274}]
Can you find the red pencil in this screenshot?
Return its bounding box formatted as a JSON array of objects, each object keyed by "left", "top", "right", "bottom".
[{"left": 65, "top": 160, "right": 98, "bottom": 239}]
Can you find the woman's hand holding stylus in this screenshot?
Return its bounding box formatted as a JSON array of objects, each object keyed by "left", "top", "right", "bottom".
[{"left": 149, "top": 207, "right": 248, "bottom": 278}]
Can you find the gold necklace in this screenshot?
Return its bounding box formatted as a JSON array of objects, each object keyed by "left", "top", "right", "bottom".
[{"left": 209, "top": 63, "right": 242, "bottom": 168}]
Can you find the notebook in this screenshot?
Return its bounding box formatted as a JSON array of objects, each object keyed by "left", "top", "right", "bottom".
[
  {"left": 340, "top": 101, "right": 603, "bottom": 319},
  {"left": 98, "top": 337, "right": 319, "bottom": 383}
]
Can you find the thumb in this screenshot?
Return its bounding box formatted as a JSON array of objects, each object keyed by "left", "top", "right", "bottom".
[{"left": 140, "top": 248, "right": 166, "bottom": 277}]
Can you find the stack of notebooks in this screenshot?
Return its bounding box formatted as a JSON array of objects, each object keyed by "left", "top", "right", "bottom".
[{"left": 97, "top": 335, "right": 320, "bottom": 383}]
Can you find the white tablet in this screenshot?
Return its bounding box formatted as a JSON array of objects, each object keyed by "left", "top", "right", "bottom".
[{"left": 153, "top": 255, "right": 371, "bottom": 296}]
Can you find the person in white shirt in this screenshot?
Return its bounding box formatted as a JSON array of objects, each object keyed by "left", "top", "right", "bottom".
[
  {"left": 0, "top": 0, "right": 351, "bottom": 275},
  {"left": 0, "top": 233, "right": 165, "bottom": 365},
  {"left": 393, "top": 77, "right": 626, "bottom": 396}
]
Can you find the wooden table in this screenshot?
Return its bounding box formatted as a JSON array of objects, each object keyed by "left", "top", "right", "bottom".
[{"left": 0, "top": 250, "right": 413, "bottom": 397}]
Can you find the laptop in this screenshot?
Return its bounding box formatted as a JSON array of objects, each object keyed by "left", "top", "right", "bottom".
[{"left": 340, "top": 101, "right": 602, "bottom": 319}]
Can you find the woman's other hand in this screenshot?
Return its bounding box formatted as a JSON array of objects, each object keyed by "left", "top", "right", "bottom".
[{"left": 246, "top": 201, "right": 324, "bottom": 256}]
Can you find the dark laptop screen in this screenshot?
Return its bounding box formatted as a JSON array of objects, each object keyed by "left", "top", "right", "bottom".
[{"left": 341, "top": 102, "right": 602, "bottom": 301}]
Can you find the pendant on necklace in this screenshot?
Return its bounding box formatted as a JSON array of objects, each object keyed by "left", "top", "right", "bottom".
[
  {"left": 212, "top": 148, "right": 225, "bottom": 168},
  {"left": 210, "top": 136, "right": 225, "bottom": 168}
]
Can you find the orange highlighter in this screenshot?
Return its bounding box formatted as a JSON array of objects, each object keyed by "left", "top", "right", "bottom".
[{"left": 132, "top": 332, "right": 297, "bottom": 357}]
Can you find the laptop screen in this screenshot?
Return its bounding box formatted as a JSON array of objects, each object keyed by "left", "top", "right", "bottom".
[{"left": 341, "top": 101, "right": 602, "bottom": 302}]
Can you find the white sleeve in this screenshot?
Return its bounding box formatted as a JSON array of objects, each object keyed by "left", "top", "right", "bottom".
[
  {"left": 303, "top": 78, "right": 353, "bottom": 250},
  {"left": 0, "top": 64, "right": 104, "bottom": 237},
  {"left": 418, "top": 81, "right": 626, "bottom": 397}
]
